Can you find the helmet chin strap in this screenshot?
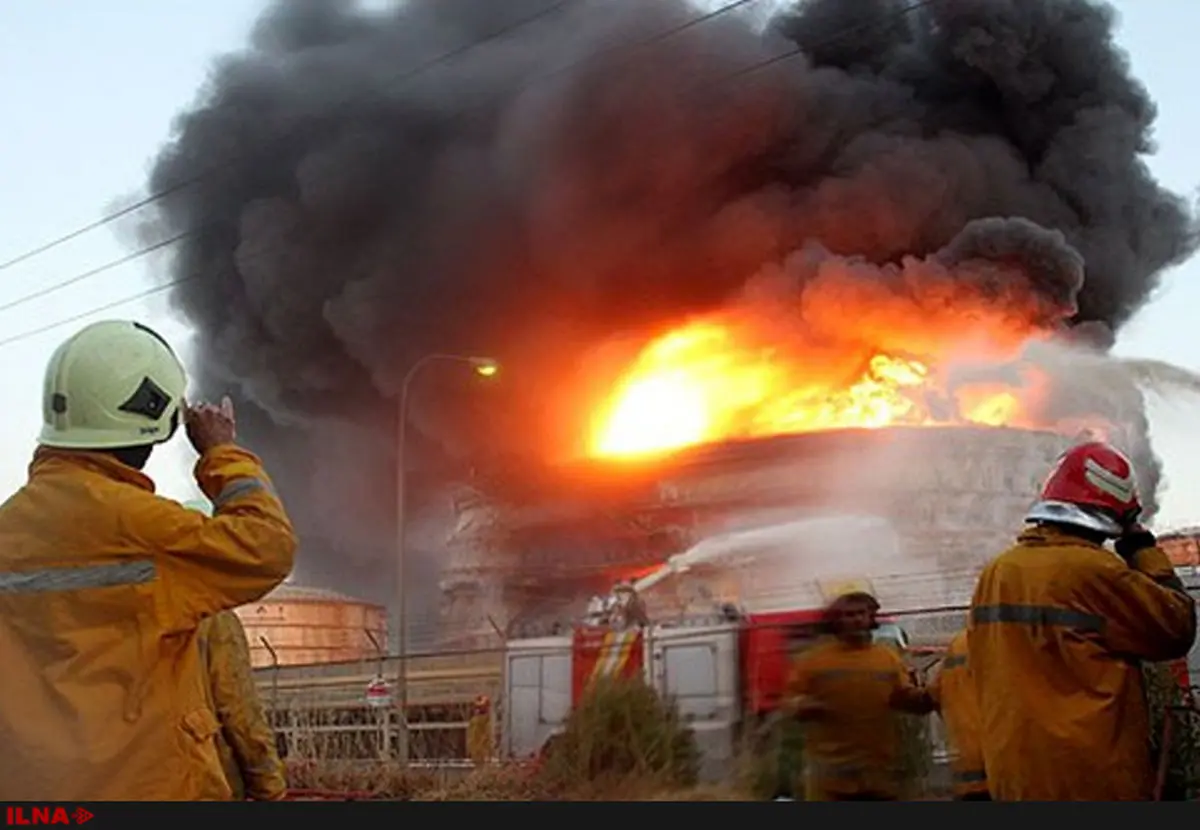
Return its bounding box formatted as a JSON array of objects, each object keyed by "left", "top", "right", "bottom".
[{"left": 106, "top": 444, "right": 154, "bottom": 471}]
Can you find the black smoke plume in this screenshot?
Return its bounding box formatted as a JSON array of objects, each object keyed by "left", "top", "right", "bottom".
[{"left": 139, "top": 0, "right": 1196, "bottom": 628}]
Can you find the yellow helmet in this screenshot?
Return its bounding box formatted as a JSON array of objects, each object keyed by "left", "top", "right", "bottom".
[
  {"left": 818, "top": 577, "right": 876, "bottom": 605},
  {"left": 39, "top": 320, "right": 187, "bottom": 450}
]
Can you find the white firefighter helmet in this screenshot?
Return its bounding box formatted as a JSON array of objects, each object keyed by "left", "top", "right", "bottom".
[{"left": 39, "top": 320, "right": 187, "bottom": 450}]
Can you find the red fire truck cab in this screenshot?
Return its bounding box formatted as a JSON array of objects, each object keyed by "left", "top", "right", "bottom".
[{"left": 502, "top": 606, "right": 908, "bottom": 780}]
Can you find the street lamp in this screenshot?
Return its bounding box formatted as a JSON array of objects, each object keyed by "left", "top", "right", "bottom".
[{"left": 395, "top": 353, "right": 498, "bottom": 766}]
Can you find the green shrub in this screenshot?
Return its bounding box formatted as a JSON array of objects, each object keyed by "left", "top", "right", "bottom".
[
  {"left": 1144, "top": 663, "right": 1200, "bottom": 801},
  {"left": 539, "top": 676, "right": 699, "bottom": 791},
  {"left": 737, "top": 712, "right": 806, "bottom": 800}
]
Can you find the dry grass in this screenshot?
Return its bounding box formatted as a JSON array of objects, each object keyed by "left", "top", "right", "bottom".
[
  {"left": 284, "top": 760, "right": 758, "bottom": 801},
  {"left": 280, "top": 676, "right": 732, "bottom": 800},
  {"left": 277, "top": 664, "right": 1200, "bottom": 801}
]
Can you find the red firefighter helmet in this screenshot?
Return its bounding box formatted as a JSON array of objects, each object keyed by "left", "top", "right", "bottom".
[{"left": 1024, "top": 441, "right": 1141, "bottom": 537}]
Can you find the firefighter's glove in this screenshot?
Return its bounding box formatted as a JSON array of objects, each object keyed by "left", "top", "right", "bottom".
[{"left": 1115, "top": 528, "right": 1157, "bottom": 564}]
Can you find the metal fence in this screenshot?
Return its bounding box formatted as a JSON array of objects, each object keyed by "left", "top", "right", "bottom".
[
  {"left": 251, "top": 628, "right": 959, "bottom": 769},
  {"left": 248, "top": 578, "right": 1200, "bottom": 796},
  {"left": 254, "top": 647, "right": 505, "bottom": 765}
]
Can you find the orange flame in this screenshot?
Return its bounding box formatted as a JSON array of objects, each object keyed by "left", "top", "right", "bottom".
[{"left": 588, "top": 308, "right": 1044, "bottom": 460}]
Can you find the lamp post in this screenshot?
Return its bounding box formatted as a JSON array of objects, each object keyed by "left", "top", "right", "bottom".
[{"left": 395, "top": 353, "right": 499, "bottom": 766}]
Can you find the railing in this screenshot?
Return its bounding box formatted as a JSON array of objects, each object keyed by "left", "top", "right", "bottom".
[
  {"left": 246, "top": 603, "right": 1200, "bottom": 801},
  {"left": 271, "top": 706, "right": 482, "bottom": 763},
  {"left": 251, "top": 612, "right": 968, "bottom": 769},
  {"left": 251, "top": 645, "right": 503, "bottom": 767}
]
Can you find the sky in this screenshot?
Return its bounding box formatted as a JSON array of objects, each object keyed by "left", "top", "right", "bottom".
[{"left": 1, "top": 0, "right": 1200, "bottom": 534}]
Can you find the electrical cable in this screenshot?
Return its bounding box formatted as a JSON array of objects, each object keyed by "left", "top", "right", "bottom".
[
  {"left": 0, "top": 0, "right": 764, "bottom": 320},
  {"left": 0, "top": 0, "right": 723, "bottom": 274},
  {"left": 0, "top": 0, "right": 939, "bottom": 347}
]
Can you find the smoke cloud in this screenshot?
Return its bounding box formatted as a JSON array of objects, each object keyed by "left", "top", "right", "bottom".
[{"left": 139, "top": 0, "right": 1196, "bottom": 618}]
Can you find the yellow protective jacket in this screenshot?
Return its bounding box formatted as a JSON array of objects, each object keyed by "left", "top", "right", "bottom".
[
  {"left": 787, "top": 638, "right": 933, "bottom": 800},
  {"left": 928, "top": 630, "right": 987, "bottom": 797},
  {"left": 467, "top": 713, "right": 492, "bottom": 765},
  {"left": 0, "top": 445, "right": 296, "bottom": 801},
  {"left": 968, "top": 525, "right": 1196, "bottom": 801},
  {"left": 198, "top": 610, "right": 287, "bottom": 800}
]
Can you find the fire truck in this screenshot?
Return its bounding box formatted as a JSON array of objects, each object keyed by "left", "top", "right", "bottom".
[
  {"left": 501, "top": 536, "right": 1200, "bottom": 781},
  {"left": 503, "top": 604, "right": 919, "bottom": 780},
  {"left": 500, "top": 518, "right": 944, "bottom": 780}
]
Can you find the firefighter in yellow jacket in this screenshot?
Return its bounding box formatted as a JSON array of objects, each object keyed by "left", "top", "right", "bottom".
[
  {"left": 467, "top": 695, "right": 493, "bottom": 765},
  {"left": 184, "top": 500, "right": 287, "bottom": 800},
  {"left": 0, "top": 320, "right": 297, "bottom": 801},
  {"left": 969, "top": 441, "right": 1197, "bottom": 801},
  {"left": 198, "top": 609, "right": 288, "bottom": 800},
  {"left": 928, "top": 630, "right": 988, "bottom": 800},
  {"left": 787, "top": 589, "right": 936, "bottom": 801}
]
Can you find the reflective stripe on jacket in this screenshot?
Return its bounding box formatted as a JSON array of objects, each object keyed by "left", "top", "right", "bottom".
[
  {"left": 787, "top": 639, "right": 931, "bottom": 800},
  {"left": 968, "top": 525, "right": 1196, "bottom": 801},
  {"left": 0, "top": 444, "right": 296, "bottom": 800}
]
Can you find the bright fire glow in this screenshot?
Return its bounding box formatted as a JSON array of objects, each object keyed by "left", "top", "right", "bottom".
[{"left": 589, "top": 314, "right": 1042, "bottom": 460}]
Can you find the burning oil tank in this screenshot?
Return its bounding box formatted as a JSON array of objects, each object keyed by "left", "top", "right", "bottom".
[
  {"left": 235, "top": 583, "right": 388, "bottom": 668},
  {"left": 437, "top": 425, "right": 1073, "bottom": 647}
]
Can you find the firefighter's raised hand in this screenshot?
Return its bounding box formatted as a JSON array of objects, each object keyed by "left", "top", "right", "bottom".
[
  {"left": 1115, "top": 524, "right": 1157, "bottom": 564},
  {"left": 185, "top": 395, "right": 237, "bottom": 453}
]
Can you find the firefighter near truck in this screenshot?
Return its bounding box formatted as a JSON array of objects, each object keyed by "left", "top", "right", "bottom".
[
  {"left": 484, "top": 438, "right": 1200, "bottom": 799},
  {"left": 246, "top": 474, "right": 1200, "bottom": 798},
  {"left": 251, "top": 433, "right": 1200, "bottom": 799},
  {"left": 258, "top": 511, "right": 1200, "bottom": 798},
  {"left": 498, "top": 562, "right": 1200, "bottom": 798},
  {"left": 502, "top": 553, "right": 929, "bottom": 786}
]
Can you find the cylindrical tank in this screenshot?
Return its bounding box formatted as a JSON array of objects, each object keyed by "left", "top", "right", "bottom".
[
  {"left": 439, "top": 425, "right": 1072, "bottom": 645},
  {"left": 235, "top": 583, "right": 389, "bottom": 668}
]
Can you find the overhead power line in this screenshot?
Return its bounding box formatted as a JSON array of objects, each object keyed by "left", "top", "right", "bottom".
[
  {"left": 0, "top": 188, "right": 194, "bottom": 274},
  {"left": 0, "top": 0, "right": 761, "bottom": 278},
  {"left": 0, "top": 232, "right": 191, "bottom": 315},
  {"left": 0, "top": 0, "right": 586, "bottom": 276},
  {"left": 0, "top": 276, "right": 196, "bottom": 350},
  {"left": 0, "top": 0, "right": 939, "bottom": 349},
  {"left": 0, "top": 0, "right": 761, "bottom": 315}
]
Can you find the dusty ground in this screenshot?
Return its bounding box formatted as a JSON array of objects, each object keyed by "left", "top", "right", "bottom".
[{"left": 285, "top": 760, "right": 762, "bottom": 801}]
